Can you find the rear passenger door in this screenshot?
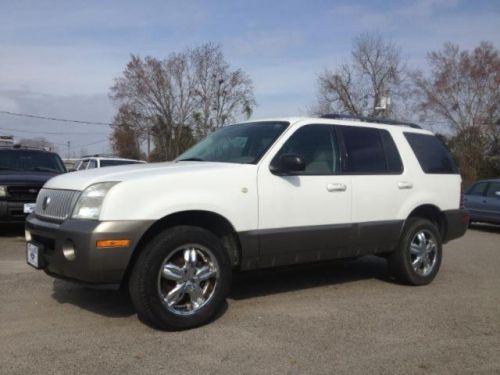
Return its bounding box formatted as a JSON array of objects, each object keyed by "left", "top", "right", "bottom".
[{"left": 340, "top": 126, "right": 407, "bottom": 254}]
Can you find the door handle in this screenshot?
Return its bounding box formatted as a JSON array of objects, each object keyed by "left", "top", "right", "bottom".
[
  {"left": 327, "top": 183, "right": 347, "bottom": 192},
  {"left": 398, "top": 181, "right": 413, "bottom": 189}
]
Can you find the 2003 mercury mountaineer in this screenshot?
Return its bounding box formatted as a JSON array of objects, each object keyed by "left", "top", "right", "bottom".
[{"left": 26, "top": 115, "right": 468, "bottom": 330}]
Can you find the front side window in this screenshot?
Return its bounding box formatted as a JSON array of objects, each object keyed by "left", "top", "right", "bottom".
[
  {"left": 467, "top": 182, "right": 488, "bottom": 196},
  {"left": 486, "top": 182, "right": 500, "bottom": 198},
  {"left": 273, "top": 125, "right": 338, "bottom": 175},
  {"left": 87, "top": 160, "right": 98, "bottom": 169},
  {"left": 341, "top": 126, "right": 387, "bottom": 173},
  {"left": 177, "top": 122, "right": 289, "bottom": 164}
]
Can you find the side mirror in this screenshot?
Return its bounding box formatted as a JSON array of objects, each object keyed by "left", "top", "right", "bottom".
[{"left": 270, "top": 154, "right": 305, "bottom": 175}]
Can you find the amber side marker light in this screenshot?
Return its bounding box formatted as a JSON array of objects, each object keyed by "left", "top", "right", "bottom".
[{"left": 96, "top": 239, "right": 130, "bottom": 248}]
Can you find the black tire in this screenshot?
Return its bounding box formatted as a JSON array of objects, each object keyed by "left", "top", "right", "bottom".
[
  {"left": 129, "top": 225, "right": 232, "bottom": 330},
  {"left": 388, "top": 218, "right": 442, "bottom": 286}
]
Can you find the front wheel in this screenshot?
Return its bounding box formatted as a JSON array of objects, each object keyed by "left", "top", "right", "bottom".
[
  {"left": 129, "top": 226, "right": 232, "bottom": 330},
  {"left": 388, "top": 218, "right": 442, "bottom": 285}
]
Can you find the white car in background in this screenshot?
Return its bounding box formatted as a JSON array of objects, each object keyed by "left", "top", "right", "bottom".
[{"left": 74, "top": 155, "right": 146, "bottom": 171}]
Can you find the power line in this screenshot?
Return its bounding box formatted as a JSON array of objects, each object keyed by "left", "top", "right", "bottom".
[
  {"left": 0, "top": 126, "right": 109, "bottom": 136},
  {"left": 0, "top": 110, "right": 112, "bottom": 126}
]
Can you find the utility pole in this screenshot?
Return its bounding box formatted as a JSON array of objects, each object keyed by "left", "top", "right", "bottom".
[
  {"left": 67, "top": 141, "right": 71, "bottom": 159},
  {"left": 147, "top": 126, "right": 150, "bottom": 161}
]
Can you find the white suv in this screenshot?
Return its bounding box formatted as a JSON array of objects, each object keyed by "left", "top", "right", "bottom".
[
  {"left": 26, "top": 115, "right": 468, "bottom": 329},
  {"left": 74, "top": 155, "right": 145, "bottom": 171}
]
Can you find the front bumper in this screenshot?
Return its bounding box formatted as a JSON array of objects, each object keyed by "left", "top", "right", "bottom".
[
  {"left": 25, "top": 215, "right": 153, "bottom": 284},
  {"left": 0, "top": 201, "right": 33, "bottom": 223},
  {"left": 442, "top": 209, "right": 469, "bottom": 243}
]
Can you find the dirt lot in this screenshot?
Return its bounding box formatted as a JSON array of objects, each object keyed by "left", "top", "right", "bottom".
[{"left": 1, "top": 224, "right": 499, "bottom": 375}]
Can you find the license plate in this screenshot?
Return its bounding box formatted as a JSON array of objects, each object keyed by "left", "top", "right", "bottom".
[
  {"left": 26, "top": 242, "right": 40, "bottom": 268},
  {"left": 24, "top": 203, "right": 36, "bottom": 214}
]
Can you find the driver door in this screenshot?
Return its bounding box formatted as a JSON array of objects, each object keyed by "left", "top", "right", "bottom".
[{"left": 256, "top": 124, "right": 352, "bottom": 267}]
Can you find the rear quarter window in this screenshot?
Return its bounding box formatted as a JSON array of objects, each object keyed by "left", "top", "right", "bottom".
[{"left": 404, "top": 133, "right": 458, "bottom": 174}]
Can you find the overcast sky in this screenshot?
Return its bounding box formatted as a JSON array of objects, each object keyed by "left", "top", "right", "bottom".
[{"left": 0, "top": 0, "right": 499, "bottom": 156}]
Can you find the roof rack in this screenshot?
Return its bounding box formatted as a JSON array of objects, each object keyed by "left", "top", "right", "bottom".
[{"left": 320, "top": 113, "right": 422, "bottom": 129}]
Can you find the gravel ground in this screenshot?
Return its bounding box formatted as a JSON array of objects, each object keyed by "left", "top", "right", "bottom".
[{"left": 1, "top": 224, "right": 500, "bottom": 374}]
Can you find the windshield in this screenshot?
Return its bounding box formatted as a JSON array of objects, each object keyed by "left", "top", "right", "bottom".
[
  {"left": 100, "top": 160, "right": 143, "bottom": 167},
  {"left": 177, "top": 121, "right": 289, "bottom": 164},
  {"left": 0, "top": 150, "right": 66, "bottom": 173}
]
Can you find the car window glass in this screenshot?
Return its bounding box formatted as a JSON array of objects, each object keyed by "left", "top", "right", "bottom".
[
  {"left": 341, "top": 126, "right": 386, "bottom": 173},
  {"left": 276, "top": 125, "right": 337, "bottom": 175},
  {"left": 78, "top": 160, "right": 89, "bottom": 170},
  {"left": 486, "top": 182, "right": 500, "bottom": 198},
  {"left": 379, "top": 129, "right": 403, "bottom": 173},
  {"left": 467, "top": 182, "right": 488, "bottom": 196},
  {"left": 87, "top": 160, "right": 98, "bottom": 169},
  {"left": 404, "top": 133, "right": 458, "bottom": 174}
]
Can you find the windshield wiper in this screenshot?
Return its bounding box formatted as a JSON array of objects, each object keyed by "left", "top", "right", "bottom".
[
  {"left": 33, "top": 167, "right": 58, "bottom": 173},
  {"left": 0, "top": 167, "right": 21, "bottom": 171},
  {"left": 177, "top": 157, "right": 205, "bottom": 162}
]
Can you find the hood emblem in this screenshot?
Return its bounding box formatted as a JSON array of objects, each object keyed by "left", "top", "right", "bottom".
[
  {"left": 29, "top": 188, "right": 38, "bottom": 194},
  {"left": 42, "top": 196, "right": 51, "bottom": 211}
]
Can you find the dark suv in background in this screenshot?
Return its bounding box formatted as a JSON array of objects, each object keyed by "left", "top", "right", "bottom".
[{"left": 0, "top": 146, "right": 66, "bottom": 223}]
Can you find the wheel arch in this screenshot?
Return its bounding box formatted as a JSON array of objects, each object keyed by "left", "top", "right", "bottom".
[
  {"left": 405, "top": 204, "right": 446, "bottom": 240},
  {"left": 121, "top": 210, "right": 242, "bottom": 286}
]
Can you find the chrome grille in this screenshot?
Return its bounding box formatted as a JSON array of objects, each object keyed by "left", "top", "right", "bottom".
[{"left": 35, "top": 189, "right": 80, "bottom": 221}]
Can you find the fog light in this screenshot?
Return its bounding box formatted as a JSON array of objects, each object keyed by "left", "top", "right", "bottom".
[
  {"left": 63, "top": 240, "right": 76, "bottom": 261},
  {"left": 25, "top": 230, "right": 32, "bottom": 242}
]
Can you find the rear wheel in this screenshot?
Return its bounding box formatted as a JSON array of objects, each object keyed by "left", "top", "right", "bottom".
[
  {"left": 129, "top": 226, "right": 231, "bottom": 330},
  {"left": 388, "top": 218, "right": 442, "bottom": 285}
]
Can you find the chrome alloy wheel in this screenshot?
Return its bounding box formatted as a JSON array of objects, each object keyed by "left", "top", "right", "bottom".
[
  {"left": 157, "top": 245, "right": 219, "bottom": 316},
  {"left": 409, "top": 230, "right": 438, "bottom": 277}
]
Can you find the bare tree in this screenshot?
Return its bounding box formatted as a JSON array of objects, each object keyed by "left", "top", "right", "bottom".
[
  {"left": 413, "top": 42, "right": 500, "bottom": 183},
  {"left": 110, "top": 105, "right": 145, "bottom": 160},
  {"left": 314, "top": 33, "right": 406, "bottom": 118},
  {"left": 110, "top": 43, "right": 255, "bottom": 161}
]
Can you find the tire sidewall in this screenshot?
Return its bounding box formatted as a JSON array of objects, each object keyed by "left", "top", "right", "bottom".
[
  {"left": 398, "top": 219, "right": 443, "bottom": 285},
  {"left": 130, "top": 226, "right": 232, "bottom": 330}
]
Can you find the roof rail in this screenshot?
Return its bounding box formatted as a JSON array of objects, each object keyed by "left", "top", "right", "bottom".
[
  {"left": 81, "top": 154, "right": 117, "bottom": 158},
  {"left": 320, "top": 113, "right": 422, "bottom": 129}
]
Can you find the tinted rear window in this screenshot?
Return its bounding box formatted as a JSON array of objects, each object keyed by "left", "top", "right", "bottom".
[
  {"left": 404, "top": 133, "right": 458, "bottom": 174},
  {"left": 340, "top": 126, "right": 403, "bottom": 174}
]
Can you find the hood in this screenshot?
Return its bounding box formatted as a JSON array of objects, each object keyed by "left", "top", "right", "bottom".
[
  {"left": 44, "top": 161, "right": 252, "bottom": 191},
  {"left": 0, "top": 171, "right": 60, "bottom": 185}
]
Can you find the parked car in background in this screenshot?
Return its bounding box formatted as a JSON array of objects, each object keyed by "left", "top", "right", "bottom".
[
  {"left": 0, "top": 145, "right": 66, "bottom": 223},
  {"left": 74, "top": 155, "right": 146, "bottom": 171},
  {"left": 62, "top": 158, "right": 79, "bottom": 172},
  {"left": 464, "top": 179, "right": 500, "bottom": 225}
]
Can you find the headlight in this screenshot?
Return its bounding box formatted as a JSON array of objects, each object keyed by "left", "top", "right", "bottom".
[
  {"left": 72, "top": 182, "right": 119, "bottom": 220},
  {"left": 0, "top": 186, "right": 6, "bottom": 197}
]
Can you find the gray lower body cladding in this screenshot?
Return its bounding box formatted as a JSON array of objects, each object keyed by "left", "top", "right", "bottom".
[
  {"left": 25, "top": 209, "right": 468, "bottom": 284},
  {"left": 239, "top": 220, "right": 403, "bottom": 270},
  {"left": 25, "top": 215, "right": 153, "bottom": 284}
]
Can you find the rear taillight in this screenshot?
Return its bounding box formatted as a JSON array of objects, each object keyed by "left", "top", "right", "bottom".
[{"left": 460, "top": 185, "right": 464, "bottom": 208}]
